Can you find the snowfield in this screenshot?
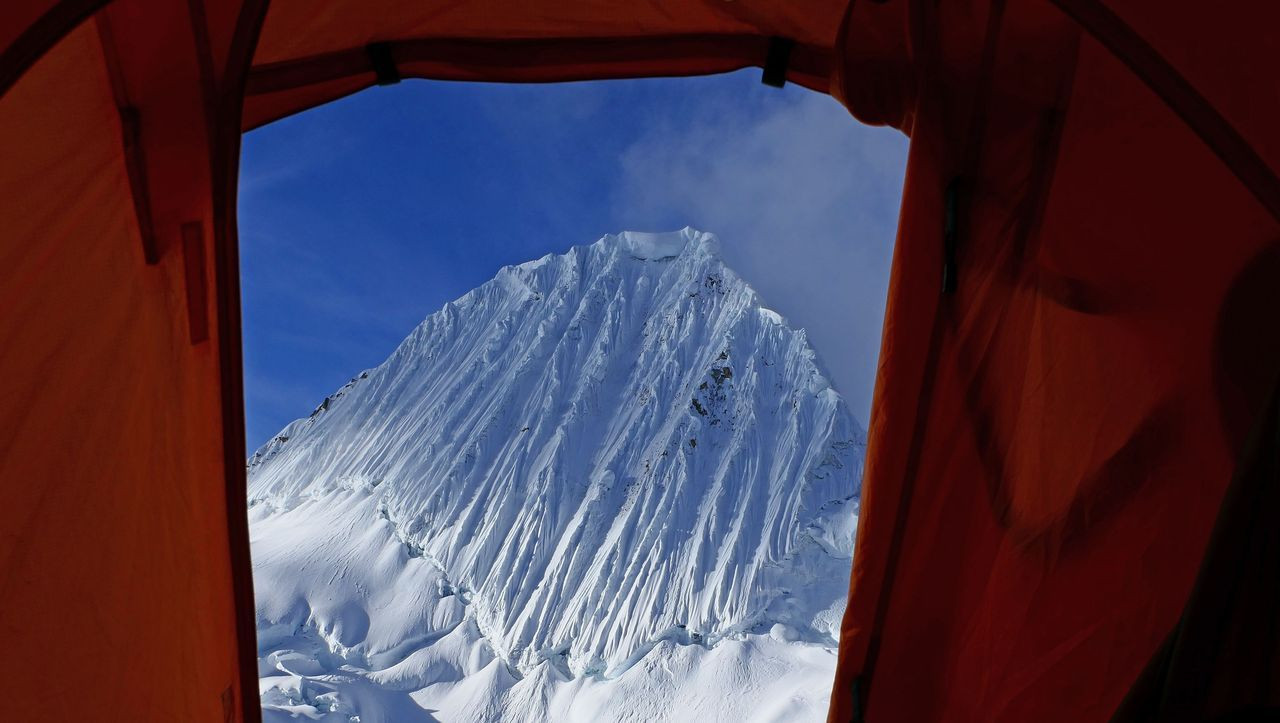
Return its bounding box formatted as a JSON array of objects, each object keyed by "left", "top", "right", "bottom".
[{"left": 249, "top": 228, "right": 864, "bottom": 721}]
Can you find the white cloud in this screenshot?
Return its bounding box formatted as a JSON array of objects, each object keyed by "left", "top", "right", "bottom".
[{"left": 612, "top": 89, "right": 909, "bottom": 422}]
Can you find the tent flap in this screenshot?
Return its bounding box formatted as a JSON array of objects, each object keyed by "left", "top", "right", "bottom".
[{"left": 828, "top": 1, "right": 1280, "bottom": 721}]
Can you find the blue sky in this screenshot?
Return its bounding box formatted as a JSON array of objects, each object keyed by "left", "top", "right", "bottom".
[{"left": 238, "top": 71, "right": 908, "bottom": 448}]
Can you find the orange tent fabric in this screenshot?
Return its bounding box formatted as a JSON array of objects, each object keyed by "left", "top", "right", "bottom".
[
  {"left": 1, "top": 2, "right": 263, "bottom": 720},
  {"left": 1, "top": 1, "right": 1276, "bottom": 721},
  {"left": 827, "top": 2, "right": 1280, "bottom": 721}
]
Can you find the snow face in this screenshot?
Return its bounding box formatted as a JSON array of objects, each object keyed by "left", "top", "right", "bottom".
[
  {"left": 615, "top": 227, "right": 719, "bottom": 260},
  {"left": 249, "top": 229, "right": 865, "bottom": 721}
]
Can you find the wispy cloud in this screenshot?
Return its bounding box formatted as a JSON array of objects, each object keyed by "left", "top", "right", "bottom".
[{"left": 612, "top": 89, "right": 908, "bottom": 422}]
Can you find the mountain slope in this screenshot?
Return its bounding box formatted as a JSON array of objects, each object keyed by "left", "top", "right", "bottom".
[{"left": 249, "top": 228, "right": 864, "bottom": 722}]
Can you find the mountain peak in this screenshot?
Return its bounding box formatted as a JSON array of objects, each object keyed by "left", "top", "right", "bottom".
[
  {"left": 605, "top": 227, "right": 719, "bottom": 261},
  {"left": 249, "top": 229, "right": 865, "bottom": 721}
]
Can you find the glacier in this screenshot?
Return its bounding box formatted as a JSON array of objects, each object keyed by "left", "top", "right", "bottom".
[{"left": 248, "top": 228, "right": 865, "bottom": 722}]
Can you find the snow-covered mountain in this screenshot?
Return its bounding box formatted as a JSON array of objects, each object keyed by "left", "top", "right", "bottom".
[{"left": 249, "top": 228, "right": 865, "bottom": 722}]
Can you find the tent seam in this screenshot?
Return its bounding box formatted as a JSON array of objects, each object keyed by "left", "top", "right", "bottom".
[{"left": 1047, "top": 0, "right": 1280, "bottom": 225}]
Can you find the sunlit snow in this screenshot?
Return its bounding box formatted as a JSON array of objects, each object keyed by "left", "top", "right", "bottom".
[{"left": 249, "top": 228, "right": 865, "bottom": 722}]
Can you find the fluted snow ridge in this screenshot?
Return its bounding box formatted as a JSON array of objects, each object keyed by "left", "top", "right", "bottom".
[{"left": 248, "top": 227, "right": 864, "bottom": 680}]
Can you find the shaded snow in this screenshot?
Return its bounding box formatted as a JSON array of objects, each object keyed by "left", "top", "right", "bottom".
[{"left": 249, "top": 229, "right": 864, "bottom": 721}]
